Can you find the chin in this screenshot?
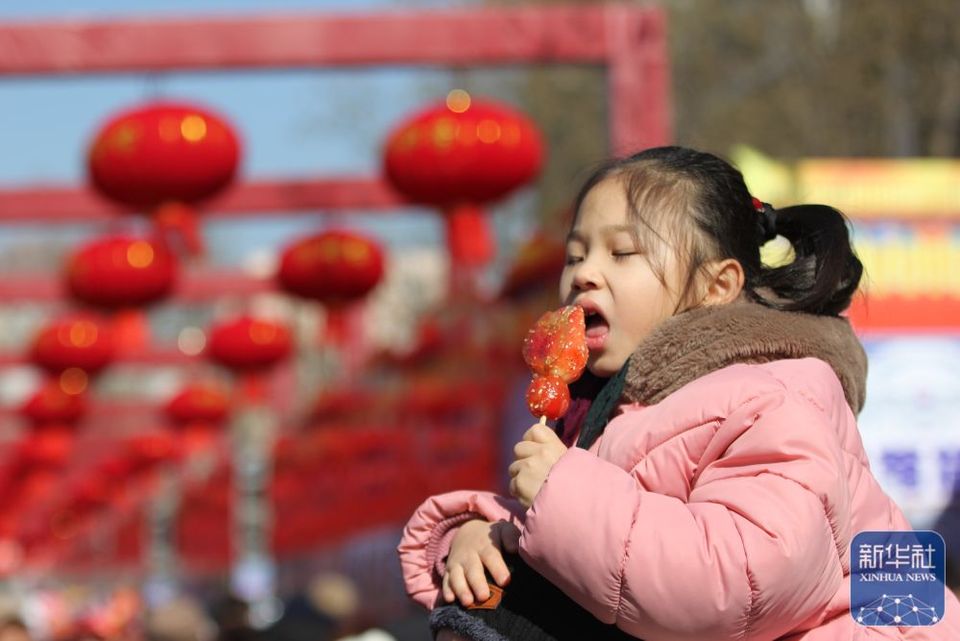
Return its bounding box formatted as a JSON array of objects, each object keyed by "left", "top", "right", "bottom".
[{"left": 587, "top": 355, "right": 625, "bottom": 378}]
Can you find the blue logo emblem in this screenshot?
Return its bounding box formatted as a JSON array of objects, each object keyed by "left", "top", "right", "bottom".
[{"left": 850, "top": 530, "right": 946, "bottom": 626}]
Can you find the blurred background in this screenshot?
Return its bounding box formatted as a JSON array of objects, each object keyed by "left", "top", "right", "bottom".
[{"left": 0, "top": 1, "right": 958, "bottom": 640}]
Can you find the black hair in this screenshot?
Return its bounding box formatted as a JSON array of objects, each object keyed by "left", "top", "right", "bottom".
[{"left": 570, "top": 146, "right": 863, "bottom": 316}]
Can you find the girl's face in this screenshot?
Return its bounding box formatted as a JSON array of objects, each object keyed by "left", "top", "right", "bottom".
[{"left": 559, "top": 177, "right": 689, "bottom": 377}]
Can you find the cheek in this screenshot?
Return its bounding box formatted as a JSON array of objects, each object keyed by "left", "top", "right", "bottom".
[
  {"left": 558, "top": 272, "right": 573, "bottom": 301},
  {"left": 618, "top": 293, "right": 672, "bottom": 345}
]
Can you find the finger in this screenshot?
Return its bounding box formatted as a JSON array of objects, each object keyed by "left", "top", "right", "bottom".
[
  {"left": 524, "top": 424, "right": 557, "bottom": 444},
  {"left": 513, "top": 440, "right": 538, "bottom": 459},
  {"left": 441, "top": 571, "right": 455, "bottom": 603},
  {"left": 447, "top": 564, "right": 474, "bottom": 607},
  {"left": 507, "top": 460, "right": 524, "bottom": 478},
  {"left": 480, "top": 547, "right": 511, "bottom": 587},
  {"left": 498, "top": 523, "right": 521, "bottom": 555},
  {"left": 508, "top": 475, "right": 519, "bottom": 499},
  {"left": 464, "top": 560, "right": 491, "bottom": 603},
  {"left": 513, "top": 476, "right": 532, "bottom": 508}
]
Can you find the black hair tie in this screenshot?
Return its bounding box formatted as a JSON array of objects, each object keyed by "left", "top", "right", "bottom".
[{"left": 751, "top": 197, "right": 778, "bottom": 244}]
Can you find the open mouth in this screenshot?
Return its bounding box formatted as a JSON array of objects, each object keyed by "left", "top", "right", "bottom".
[{"left": 583, "top": 308, "right": 610, "bottom": 349}]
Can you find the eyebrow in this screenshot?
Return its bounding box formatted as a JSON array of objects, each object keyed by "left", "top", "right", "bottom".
[{"left": 565, "top": 224, "right": 638, "bottom": 244}]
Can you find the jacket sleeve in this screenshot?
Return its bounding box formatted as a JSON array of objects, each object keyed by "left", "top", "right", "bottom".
[
  {"left": 518, "top": 389, "right": 849, "bottom": 641},
  {"left": 397, "top": 490, "right": 526, "bottom": 610}
]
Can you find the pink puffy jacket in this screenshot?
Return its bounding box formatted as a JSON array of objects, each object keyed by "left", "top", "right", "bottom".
[{"left": 399, "top": 358, "right": 960, "bottom": 640}]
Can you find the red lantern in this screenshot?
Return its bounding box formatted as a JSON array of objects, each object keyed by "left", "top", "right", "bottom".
[
  {"left": 18, "top": 425, "right": 75, "bottom": 469},
  {"left": 164, "top": 382, "right": 232, "bottom": 454},
  {"left": 277, "top": 230, "right": 385, "bottom": 306},
  {"left": 71, "top": 476, "right": 115, "bottom": 514},
  {"left": 206, "top": 316, "right": 292, "bottom": 372},
  {"left": 310, "top": 388, "right": 378, "bottom": 421},
  {"left": 96, "top": 455, "right": 136, "bottom": 481},
  {"left": 31, "top": 316, "right": 115, "bottom": 375},
  {"left": 65, "top": 234, "right": 176, "bottom": 353},
  {"left": 277, "top": 229, "right": 385, "bottom": 355},
  {"left": 87, "top": 101, "right": 241, "bottom": 254},
  {"left": 384, "top": 90, "right": 544, "bottom": 277},
  {"left": 16, "top": 471, "right": 60, "bottom": 504},
  {"left": 384, "top": 92, "right": 543, "bottom": 206},
  {"left": 165, "top": 382, "right": 231, "bottom": 426},
  {"left": 66, "top": 235, "right": 176, "bottom": 309},
  {"left": 89, "top": 102, "right": 239, "bottom": 209},
  {"left": 125, "top": 432, "right": 181, "bottom": 470},
  {"left": 20, "top": 380, "right": 88, "bottom": 426}
]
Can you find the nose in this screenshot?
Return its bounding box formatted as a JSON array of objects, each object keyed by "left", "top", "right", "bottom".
[{"left": 570, "top": 257, "right": 602, "bottom": 292}]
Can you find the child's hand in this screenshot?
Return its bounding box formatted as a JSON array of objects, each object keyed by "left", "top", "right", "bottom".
[
  {"left": 508, "top": 424, "right": 569, "bottom": 508},
  {"left": 442, "top": 519, "right": 520, "bottom": 606}
]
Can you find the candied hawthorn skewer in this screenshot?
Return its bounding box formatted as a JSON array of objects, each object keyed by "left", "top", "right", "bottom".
[{"left": 521, "top": 305, "right": 588, "bottom": 424}]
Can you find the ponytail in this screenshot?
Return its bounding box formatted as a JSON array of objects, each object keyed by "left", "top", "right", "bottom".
[{"left": 751, "top": 204, "right": 863, "bottom": 316}]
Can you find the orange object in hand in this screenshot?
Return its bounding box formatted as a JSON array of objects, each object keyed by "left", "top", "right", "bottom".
[
  {"left": 521, "top": 305, "right": 588, "bottom": 420},
  {"left": 526, "top": 375, "right": 571, "bottom": 420}
]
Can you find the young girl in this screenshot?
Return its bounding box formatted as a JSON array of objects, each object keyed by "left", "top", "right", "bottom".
[{"left": 398, "top": 146, "right": 960, "bottom": 640}]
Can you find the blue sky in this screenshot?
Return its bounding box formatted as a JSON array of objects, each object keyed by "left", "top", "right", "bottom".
[
  {"left": 0, "top": 0, "right": 538, "bottom": 271},
  {"left": 0, "top": 0, "right": 467, "bottom": 20}
]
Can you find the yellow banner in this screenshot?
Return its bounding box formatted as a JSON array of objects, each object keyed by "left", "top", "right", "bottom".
[
  {"left": 732, "top": 146, "right": 960, "bottom": 219},
  {"left": 854, "top": 232, "right": 960, "bottom": 297}
]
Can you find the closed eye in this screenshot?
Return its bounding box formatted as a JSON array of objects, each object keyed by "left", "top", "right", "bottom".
[
  {"left": 565, "top": 255, "right": 584, "bottom": 265},
  {"left": 611, "top": 252, "right": 638, "bottom": 262}
]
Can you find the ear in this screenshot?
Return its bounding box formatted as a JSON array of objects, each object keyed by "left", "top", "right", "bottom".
[{"left": 700, "top": 258, "right": 745, "bottom": 307}]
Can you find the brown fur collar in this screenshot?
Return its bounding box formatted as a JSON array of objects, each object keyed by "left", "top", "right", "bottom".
[{"left": 623, "top": 302, "right": 867, "bottom": 413}]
